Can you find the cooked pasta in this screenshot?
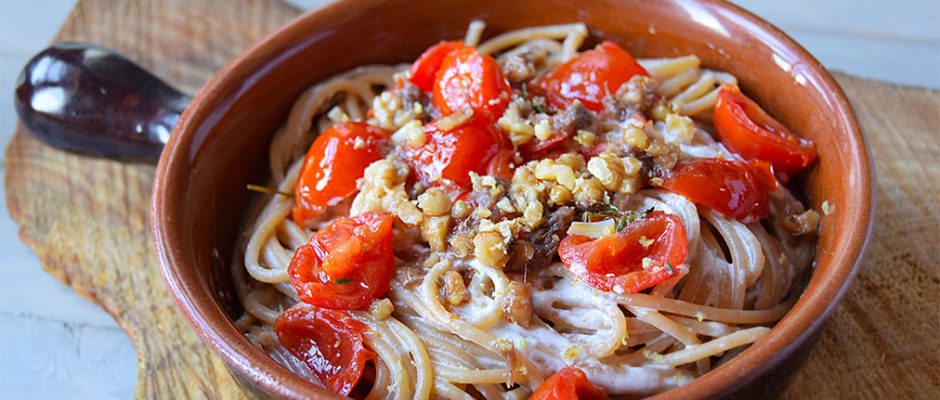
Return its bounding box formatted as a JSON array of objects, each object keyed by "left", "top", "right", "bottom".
[{"left": 232, "top": 21, "right": 819, "bottom": 399}]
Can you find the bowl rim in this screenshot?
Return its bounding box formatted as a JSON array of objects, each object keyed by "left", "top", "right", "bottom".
[{"left": 152, "top": 0, "right": 876, "bottom": 398}]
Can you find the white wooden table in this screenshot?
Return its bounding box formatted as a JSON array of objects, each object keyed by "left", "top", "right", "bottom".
[{"left": 1, "top": 0, "right": 937, "bottom": 398}]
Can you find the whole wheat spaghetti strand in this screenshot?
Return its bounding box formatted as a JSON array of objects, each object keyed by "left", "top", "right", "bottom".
[
  {"left": 477, "top": 23, "right": 587, "bottom": 56},
  {"left": 232, "top": 20, "right": 817, "bottom": 398},
  {"left": 658, "top": 327, "right": 771, "bottom": 367}
]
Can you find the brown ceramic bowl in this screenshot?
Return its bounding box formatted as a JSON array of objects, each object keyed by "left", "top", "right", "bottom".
[{"left": 149, "top": 0, "right": 874, "bottom": 398}]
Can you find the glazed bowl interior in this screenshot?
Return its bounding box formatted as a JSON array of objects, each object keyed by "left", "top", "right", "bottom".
[{"left": 153, "top": 0, "right": 873, "bottom": 398}]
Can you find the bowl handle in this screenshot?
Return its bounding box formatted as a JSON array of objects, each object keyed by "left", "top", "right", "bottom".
[{"left": 14, "top": 43, "right": 191, "bottom": 164}]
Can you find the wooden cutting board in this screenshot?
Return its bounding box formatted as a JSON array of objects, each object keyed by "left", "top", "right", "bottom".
[{"left": 4, "top": 0, "right": 938, "bottom": 398}]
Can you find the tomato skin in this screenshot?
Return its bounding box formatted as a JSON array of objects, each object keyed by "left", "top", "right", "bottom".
[
  {"left": 486, "top": 149, "right": 517, "bottom": 181},
  {"left": 656, "top": 158, "right": 778, "bottom": 223},
  {"left": 713, "top": 84, "right": 816, "bottom": 179},
  {"left": 530, "top": 367, "right": 610, "bottom": 400},
  {"left": 539, "top": 41, "right": 648, "bottom": 113},
  {"left": 275, "top": 303, "right": 373, "bottom": 396},
  {"left": 432, "top": 46, "right": 511, "bottom": 118},
  {"left": 518, "top": 131, "right": 571, "bottom": 160},
  {"left": 288, "top": 211, "right": 395, "bottom": 310},
  {"left": 405, "top": 112, "right": 511, "bottom": 189},
  {"left": 559, "top": 211, "right": 687, "bottom": 294},
  {"left": 409, "top": 40, "right": 465, "bottom": 92},
  {"left": 292, "top": 122, "right": 389, "bottom": 225}
]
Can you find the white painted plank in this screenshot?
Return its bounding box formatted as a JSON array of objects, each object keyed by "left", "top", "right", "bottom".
[
  {"left": 0, "top": 185, "right": 123, "bottom": 327},
  {"left": 0, "top": 313, "right": 136, "bottom": 399},
  {"left": 734, "top": 0, "right": 940, "bottom": 41},
  {"left": 0, "top": 2, "right": 137, "bottom": 398},
  {"left": 734, "top": 0, "right": 940, "bottom": 88}
]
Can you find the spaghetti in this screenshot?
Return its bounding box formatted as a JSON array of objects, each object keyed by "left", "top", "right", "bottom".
[{"left": 232, "top": 21, "right": 819, "bottom": 399}]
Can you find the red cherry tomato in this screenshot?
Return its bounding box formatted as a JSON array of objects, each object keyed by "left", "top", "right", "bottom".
[
  {"left": 519, "top": 135, "right": 608, "bottom": 162},
  {"left": 714, "top": 84, "right": 816, "bottom": 179},
  {"left": 275, "top": 303, "right": 373, "bottom": 396},
  {"left": 655, "top": 158, "right": 778, "bottom": 223},
  {"left": 409, "top": 40, "right": 465, "bottom": 91},
  {"left": 433, "top": 46, "right": 511, "bottom": 118},
  {"left": 486, "top": 149, "right": 517, "bottom": 181},
  {"left": 559, "top": 211, "right": 687, "bottom": 294},
  {"left": 539, "top": 41, "right": 648, "bottom": 113},
  {"left": 518, "top": 131, "right": 571, "bottom": 159},
  {"left": 530, "top": 367, "right": 610, "bottom": 400},
  {"left": 288, "top": 211, "right": 395, "bottom": 310},
  {"left": 292, "top": 122, "right": 389, "bottom": 225},
  {"left": 405, "top": 112, "right": 511, "bottom": 189}
]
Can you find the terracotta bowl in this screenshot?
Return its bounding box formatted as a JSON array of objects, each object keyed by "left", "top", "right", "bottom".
[{"left": 150, "top": 0, "right": 874, "bottom": 398}]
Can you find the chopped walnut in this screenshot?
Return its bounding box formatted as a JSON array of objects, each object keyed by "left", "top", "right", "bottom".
[
  {"left": 443, "top": 270, "right": 469, "bottom": 306},
  {"left": 369, "top": 298, "right": 395, "bottom": 320},
  {"left": 474, "top": 231, "right": 509, "bottom": 268},
  {"left": 436, "top": 107, "right": 474, "bottom": 131},
  {"left": 391, "top": 120, "right": 425, "bottom": 147},
  {"left": 421, "top": 215, "right": 451, "bottom": 252},
  {"left": 498, "top": 98, "right": 536, "bottom": 146},
  {"left": 548, "top": 184, "right": 573, "bottom": 206},
  {"left": 534, "top": 119, "right": 552, "bottom": 141},
  {"left": 351, "top": 159, "right": 423, "bottom": 225},
  {"left": 522, "top": 201, "right": 544, "bottom": 229},
  {"left": 534, "top": 158, "right": 577, "bottom": 190},
  {"left": 451, "top": 233, "right": 474, "bottom": 257},
  {"left": 573, "top": 177, "right": 606, "bottom": 207},
  {"left": 554, "top": 153, "right": 586, "bottom": 171},
  {"left": 371, "top": 90, "right": 420, "bottom": 130},
  {"left": 783, "top": 209, "right": 821, "bottom": 236},
  {"left": 619, "top": 75, "right": 658, "bottom": 107},
  {"left": 623, "top": 125, "right": 649, "bottom": 150},
  {"left": 418, "top": 187, "right": 451, "bottom": 216},
  {"left": 509, "top": 163, "right": 550, "bottom": 227},
  {"left": 499, "top": 281, "right": 533, "bottom": 328},
  {"left": 451, "top": 200, "right": 471, "bottom": 219},
  {"left": 665, "top": 113, "right": 695, "bottom": 144},
  {"left": 498, "top": 45, "right": 549, "bottom": 83},
  {"left": 587, "top": 152, "right": 643, "bottom": 194}
]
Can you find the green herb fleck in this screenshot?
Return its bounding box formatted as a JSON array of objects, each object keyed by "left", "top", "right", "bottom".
[
  {"left": 584, "top": 211, "right": 609, "bottom": 222},
  {"left": 603, "top": 203, "right": 623, "bottom": 215},
  {"left": 521, "top": 82, "right": 529, "bottom": 100},
  {"left": 642, "top": 349, "right": 667, "bottom": 364},
  {"left": 590, "top": 205, "right": 655, "bottom": 227},
  {"left": 630, "top": 207, "right": 655, "bottom": 223},
  {"left": 246, "top": 184, "right": 291, "bottom": 197},
  {"left": 616, "top": 218, "right": 628, "bottom": 232},
  {"left": 665, "top": 262, "right": 675, "bottom": 274},
  {"left": 334, "top": 278, "right": 353, "bottom": 284},
  {"left": 532, "top": 103, "right": 546, "bottom": 114}
]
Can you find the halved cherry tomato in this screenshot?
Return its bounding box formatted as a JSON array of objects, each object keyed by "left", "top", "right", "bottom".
[
  {"left": 655, "top": 158, "right": 778, "bottom": 223},
  {"left": 292, "top": 122, "right": 389, "bottom": 225},
  {"left": 275, "top": 303, "right": 373, "bottom": 396},
  {"left": 486, "top": 149, "right": 517, "bottom": 181},
  {"left": 559, "top": 211, "right": 687, "bottom": 294},
  {"left": 405, "top": 112, "right": 511, "bottom": 189},
  {"left": 288, "top": 211, "right": 394, "bottom": 309},
  {"left": 433, "top": 46, "right": 511, "bottom": 118},
  {"left": 714, "top": 84, "right": 816, "bottom": 179},
  {"left": 539, "top": 41, "right": 648, "bottom": 113},
  {"left": 409, "top": 40, "right": 465, "bottom": 91},
  {"left": 530, "top": 367, "right": 610, "bottom": 400},
  {"left": 519, "top": 135, "right": 608, "bottom": 162},
  {"left": 518, "top": 131, "right": 571, "bottom": 159}
]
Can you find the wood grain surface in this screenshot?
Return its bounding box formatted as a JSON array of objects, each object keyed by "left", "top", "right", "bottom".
[
  {"left": 4, "top": 0, "right": 938, "bottom": 398},
  {"left": 4, "top": 0, "right": 300, "bottom": 398}
]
